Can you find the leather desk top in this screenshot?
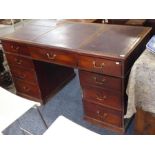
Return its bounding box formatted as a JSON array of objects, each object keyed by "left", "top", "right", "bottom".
[{"left": 0, "top": 20, "right": 151, "bottom": 60}]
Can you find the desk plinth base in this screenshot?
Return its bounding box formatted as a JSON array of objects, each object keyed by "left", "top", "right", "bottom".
[{"left": 84, "top": 115, "right": 124, "bottom": 134}]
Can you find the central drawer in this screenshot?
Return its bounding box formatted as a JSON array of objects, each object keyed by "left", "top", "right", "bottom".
[
  {"left": 29, "top": 46, "right": 77, "bottom": 67},
  {"left": 83, "top": 85, "right": 122, "bottom": 110}
]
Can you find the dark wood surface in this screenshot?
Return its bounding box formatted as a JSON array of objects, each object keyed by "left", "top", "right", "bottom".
[
  {"left": 78, "top": 55, "right": 122, "bottom": 77},
  {"left": 82, "top": 85, "right": 122, "bottom": 110},
  {"left": 1, "top": 22, "right": 151, "bottom": 60},
  {"left": 135, "top": 108, "right": 155, "bottom": 135},
  {"left": 79, "top": 70, "right": 122, "bottom": 91},
  {"left": 0, "top": 21, "right": 151, "bottom": 133}
]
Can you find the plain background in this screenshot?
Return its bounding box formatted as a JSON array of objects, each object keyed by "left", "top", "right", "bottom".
[{"left": 0, "top": 0, "right": 154, "bottom": 154}]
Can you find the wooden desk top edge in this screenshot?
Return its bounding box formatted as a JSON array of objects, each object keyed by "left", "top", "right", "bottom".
[{"left": 0, "top": 22, "right": 152, "bottom": 61}]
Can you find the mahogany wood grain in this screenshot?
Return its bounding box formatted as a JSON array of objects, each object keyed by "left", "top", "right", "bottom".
[
  {"left": 9, "top": 65, "right": 38, "bottom": 84},
  {"left": 14, "top": 78, "right": 41, "bottom": 99},
  {"left": 0, "top": 21, "right": 152, "bottom": 133},
  {"left": 79, "top": 70, "right": 122, "bottom": 91},
  {"left": 82, "top": 85, "right": 122, "bottom": 110},
  {"left": 83, "top": 100, "right": 122, "bottom": 128},
  {"left": 135, "top": 108, "right": 155, "bottom": 135},
  {"left": 5, "top": 53, "right": 34, "bottom": 69},
  {"left": 78, "top": 55, "right": 122, "bottom": 77},
  {"left": 2, "top": 41, "right": 30, "bottom": 56},
  {"left": 29, "top": 45, "right": 77, "bottom": 68}
]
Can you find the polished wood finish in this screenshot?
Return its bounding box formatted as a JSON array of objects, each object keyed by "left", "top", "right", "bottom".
[
  {"left": 135, "top": 108, "right": 155, "bottom": 135},
  {"left": 9, "top": 65, "right": 38, "bottom": 84},
  {"left": 2, "top": 41, "right": 30, "bottom": 56},
  {"left": 14, "top": 78, "right": 41, "bottom": 99},
  {"left": 5, "top": 53, "right": 34, "bottom": 68},
  {"left": 83, "top": 100, "right": 123, "bottom": 129},
  {"left": 29, "top": 45, "right": 77, "bottom": 67},
  {"left": 82, "top": 85, "right": 122, "bottom": 110},
  {"left": 79, "top": 56, "right": 122, "bottom": 77},
  {"left": 0, "top": 21, "right": 151, "bottom": 133},
  {"left": 79, "top": 70, "right": 122, "bottom": 91}
]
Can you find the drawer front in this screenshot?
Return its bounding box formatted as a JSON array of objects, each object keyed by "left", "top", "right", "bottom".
[
  {"left": 79, "top": 56, "right": 122, "bottom": 77},
  {"left": 5, "top": 53, "right": 34, "bottom": 68},
  {"left": 2, "top": 41, "right": 30, "bottom": 56},
  {"left": 79, "top": 70, "right": 122, "bottom": 91},
  {"left": 29, "top": 46, "right": 77, "bottom": 67},
  {"left": 9, "top": 65, "right": 38, "bottom": 84},
  {"left": 83, "top": 85, "right": 122, "bottom": 110},
  {"left": 14, "top": 79, "right": 41, "bottom": 99},
  {"left": 83, "top": 101, "right": 122, "bottom": 127}
]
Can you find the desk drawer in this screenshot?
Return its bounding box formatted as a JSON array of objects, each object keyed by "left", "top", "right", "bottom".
[
  {"left": 79, "top": 56, "right": 122, "bottom": 77},
  {"left": 14, "top": 79, "right": 41, "bottom": 99},
  {"left": 9, "top": 65, "right": 38, "bottom": 84},
  {"left": 79, "top": 70, "right": 122, "bottom": 91},
  {"left": 5, "top": 53, "right": 34, "bottom": 68},
  {"left": 2, "top": 41, "right": 30, "bottom": 56},
  {"left": 84, "top": 101, "right": 122, "bottom": 127},
  {"left": 83, "top": 85, "right": 122, "bottom": 110},
  {"left": 29, "top": 46, "right": 77, "bottom": 67}
]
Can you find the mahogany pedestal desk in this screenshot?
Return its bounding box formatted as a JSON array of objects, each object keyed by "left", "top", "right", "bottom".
[{"left": 0, "top": 21, "right": 151, "bottom": 133}]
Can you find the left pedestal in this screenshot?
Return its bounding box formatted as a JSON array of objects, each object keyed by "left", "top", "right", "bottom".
[{"left": 2, "top": 41, "right": 75, "bottom": 104}]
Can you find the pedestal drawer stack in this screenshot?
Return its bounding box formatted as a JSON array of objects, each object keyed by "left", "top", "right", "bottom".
[
  {"left": 2, "top": 41, "right": 42, "bottom": 101},
  {"left": 79, "top": 55, "right": 124, "bottom": 133}
]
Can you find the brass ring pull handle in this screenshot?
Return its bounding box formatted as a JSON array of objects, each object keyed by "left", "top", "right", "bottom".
[
  {"left": 15, "top": 58, "right": 22, "bottom": 65},
  {"left": 23, "top": 86, "right": 30, "bottom": 92},
  {"left": 93, "top": 77, "right": 106, "bottom": 85},
  {"left": 11, "top": 45, "right": 19, "bottom": 50},
  {"left": 96, "top": 95, "right": 107, "bottom": 101},
  {"left": 46, "top": 53, "right": 56, "bottom": 60},
  {"left": 93, "top": 61, "right": 104, "bottom": 69}
]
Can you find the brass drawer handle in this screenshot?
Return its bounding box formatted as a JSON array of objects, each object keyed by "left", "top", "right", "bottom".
[
  {"left": 96, "top": 110, "right": 108, "bottom": 119},
  {"left": 93, "top": 77, "right": 106, "bottom": 85},
  {"left": 93, "top": 61, "right": 104, "bottom": 69},
  {"left": 23, "top": 86, "right": 30, "bottom": 92},
  {"left": 101, "top": 113, "right": 108, "bottom": 120},
  {"left": 14, "top": 58, "right": 22, "bottom": 65},
  {"left": 46, "top": 53, "right": 56, "bottom": 60},
  {"left": 96, "top": 95, "right": 107, "bottom": 101},
  {"left": 11, "top": 45, "right": 19, "bottom": 50}
]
